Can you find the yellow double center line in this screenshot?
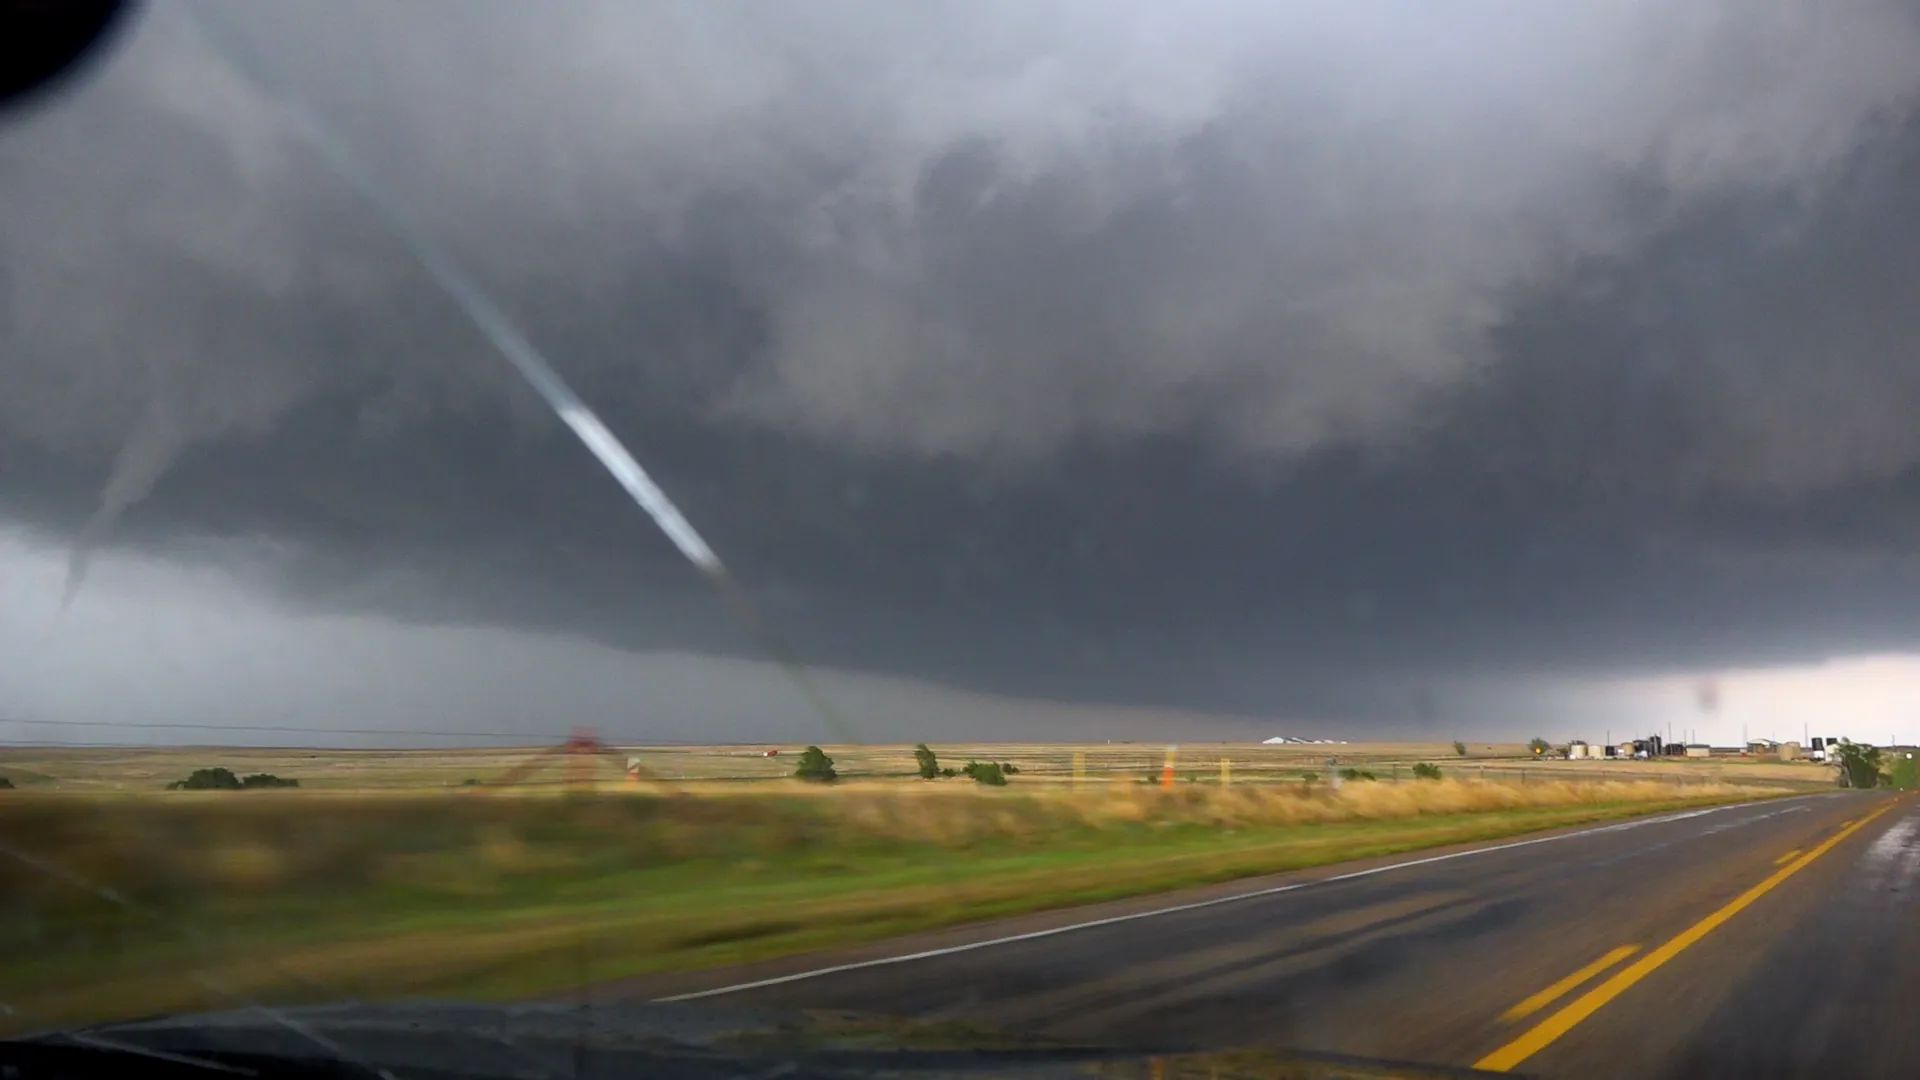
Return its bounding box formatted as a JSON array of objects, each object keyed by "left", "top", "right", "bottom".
[
  {"left": 1498, "top": 944, "right": 1640, "bottom": 1023},
  {"left": 1475, "top": 801, "right": 1898, "bottom": 1073}
]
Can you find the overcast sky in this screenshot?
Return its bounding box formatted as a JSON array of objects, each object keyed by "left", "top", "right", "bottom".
[{"left": 6, "top": 1, "right": 1920, "bottom": 747}]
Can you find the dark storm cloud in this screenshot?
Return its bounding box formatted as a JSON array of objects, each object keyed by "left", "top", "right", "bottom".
[{"left": 6, "top": 0, "right": 1920, "bottom": 722}]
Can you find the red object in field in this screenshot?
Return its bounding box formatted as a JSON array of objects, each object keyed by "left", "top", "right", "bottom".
[
  {"left": 763, "top": 749, "right": 780, "bottom": 757},
  {"left": 488, "top": 727, "right": 639, "bottom": 789},
  {"left": 565, "top": 726, "right": 600, "bottom": 788}
]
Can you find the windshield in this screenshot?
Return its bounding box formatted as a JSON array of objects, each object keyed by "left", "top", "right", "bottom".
[{"left": 5, "top": 4, "right": 1920, "bottom": 1079}]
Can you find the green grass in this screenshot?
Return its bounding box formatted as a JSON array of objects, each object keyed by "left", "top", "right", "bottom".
[{"left": 0, "top": 781, "right": 1778, "bottom": 1034}]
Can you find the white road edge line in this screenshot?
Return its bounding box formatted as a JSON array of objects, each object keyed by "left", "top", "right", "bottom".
[{"left": 658, "top": 794, "right": 1818, "bottom": 1002}]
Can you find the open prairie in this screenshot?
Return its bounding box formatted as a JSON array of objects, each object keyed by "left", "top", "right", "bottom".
[{"left": 0, "top": 738, "right": 1838, "bottom": 793}]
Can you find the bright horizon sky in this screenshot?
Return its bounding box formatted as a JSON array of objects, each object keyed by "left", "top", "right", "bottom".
[{"left": 5, "top": 529, "right": 1917, "bottom": 750}]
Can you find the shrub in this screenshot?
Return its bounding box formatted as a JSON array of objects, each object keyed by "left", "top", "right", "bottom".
[
  {"left": 1002, "top": 762, "right": 1020, "bottom": 775},
  {"left": 793, "top": 746, "right": 837, "bottom": 783},
  {"left": 1527, "top": 737, "right": 1552, "bottom": 756},
  {"left": 0, "top": 776, "right": 13, "bottom": 789},
  {"left": 1300, "top": 770, "right": 1319, "bottom": 783},
  {"left": 940, "top": 767, "right": 958, "bottom": 778},
  {"left": 913, "top": 743, "right": 940, "bottom": 780},
  {"left": 1411, "top": 762, "right": 1443, "bottom": 780},
  {"left": 1452, "top": 740, "right": 1468, "bottom": 757},
  {"left": 168, "top": 767, "right": 243, "bottom": 791},
  {"left": 1338, "top": 767, "right": 1377, "bottom": 782},
  {"left": 166, "top": 768, "right": 299, "bottom": 790},
  {"left": 240, "top": 773, "right": 299, "bottom": 789},
  {"left": 962, "top": 761, "right": 1008, "bottom": 786}
]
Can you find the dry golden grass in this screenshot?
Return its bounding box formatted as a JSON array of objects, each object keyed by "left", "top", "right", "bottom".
[{"left": 723, "top": 776, "right": 1770, "bottom": 841}]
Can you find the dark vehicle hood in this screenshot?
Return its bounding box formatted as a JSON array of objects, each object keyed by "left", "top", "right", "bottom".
[{"left": 6, "top": 1000, "right": 1513, "bottom": 1079}]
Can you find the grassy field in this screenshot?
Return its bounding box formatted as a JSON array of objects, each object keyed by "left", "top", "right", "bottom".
[
  {"left": 0, "top": 762, "right": 1789, "bottom": 1035},
  {"left": 0, "top": 739, "right": 1842, "bottom": 792}
]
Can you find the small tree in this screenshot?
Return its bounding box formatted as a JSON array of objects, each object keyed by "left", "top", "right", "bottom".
[
  {"left": 1412, "top": 762, "right": 1443, "bottom": 780},
  {"left": 963, "top": 760, "right": 1008, "bottom": 786},
  {"left": 793, "top": 745, "right": 838, "bottom": 783},
  {"left": 1527, "top": 737, "right": 1552, "bottom": 757},
  {"left": 1452, "top": 740, "right": 1468, "bottom": 757},
  {"left": 1832, "top": 740, "right": 1882, "bottom": 789},
  {"left": 913, "top": 743, "right": 940, "bottom": 780}
]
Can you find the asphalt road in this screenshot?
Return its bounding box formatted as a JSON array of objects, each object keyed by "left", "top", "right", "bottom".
[{"left": 632, "top": 791, "right": 1920, "bottom": 1078}]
